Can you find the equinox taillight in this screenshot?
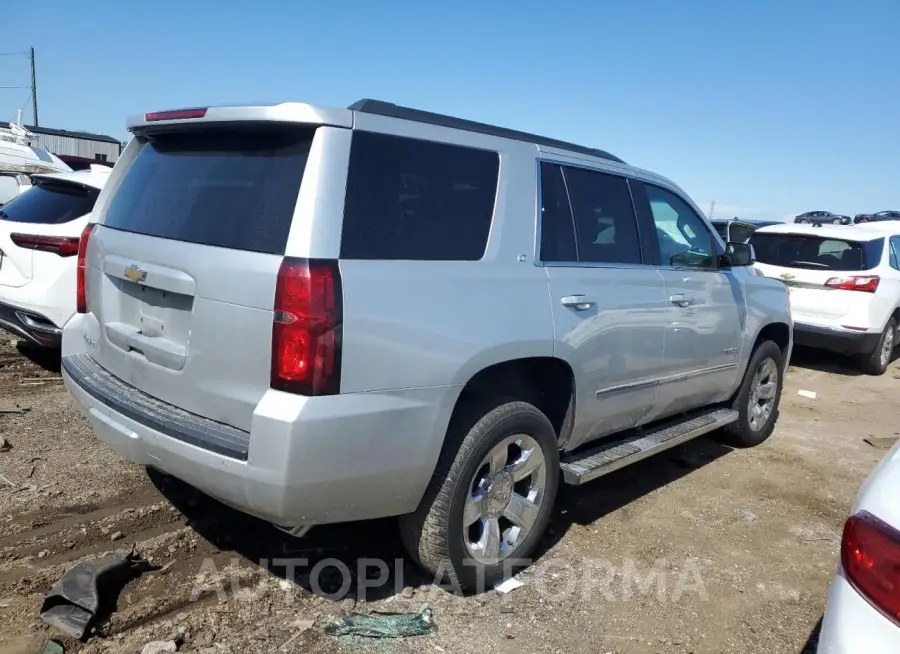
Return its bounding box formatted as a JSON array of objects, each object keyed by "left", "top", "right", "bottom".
[
  {"left": 76, "top": 224, "right": 96, "bottom": 314},
  {"left": 271, "top": 258, "right": 342, "bottom": 396},
  {"left": 825, "top": 275, "right": 880, "bottom": 293},
  {"left": 842, "top": 511, "right": 900, "bottom": 625},
  {"left": 10, "top": 233, "right": 80, "bottom": 257}
]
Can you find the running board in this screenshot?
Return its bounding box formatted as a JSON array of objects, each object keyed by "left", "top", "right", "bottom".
[{"left": 560, "top": 408, "right": 738, "bottom": 485}]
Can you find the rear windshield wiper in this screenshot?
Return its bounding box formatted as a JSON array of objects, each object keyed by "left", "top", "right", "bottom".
[{"left": 786, "top": 261, "right": 830, "bottom": 269}]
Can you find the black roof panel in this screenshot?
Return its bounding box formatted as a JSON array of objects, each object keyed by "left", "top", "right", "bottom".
[
  {"left": 348, "top": 99, "right": 625, "bottom": 164},
  {"left": 0, "top": 121, "right": 120, "bottom": 145}
]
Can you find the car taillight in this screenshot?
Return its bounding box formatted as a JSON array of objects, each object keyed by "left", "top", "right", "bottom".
[
  {"left": 842, "top": 511, "right": 900, "bottom": 625},
  {"left": 271, "top": 258, "right": 342, "bottom": 396},
  {"left": 76, "top": 224, "right": 95, "bottom": 314},
  {"left": 145, "top": 108, "right": 208, "bottom": 121},
  {"left": 9, "top": 233, "right": 80, "bottom": 257},
  {"left": 825, "top": 275, "right": 880, "bottom": 292}
]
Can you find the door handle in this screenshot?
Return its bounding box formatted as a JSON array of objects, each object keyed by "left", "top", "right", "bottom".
[
  {"left": 561, "top": 295, "right": 596, "bottom": 310},
  {"left": 669, "top": 294, "right": 693, "bottom": 307}
]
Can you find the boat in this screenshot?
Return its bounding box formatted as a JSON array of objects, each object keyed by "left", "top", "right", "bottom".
[{"left": 0, "top": 120, "right": 71, "bottom": 175}]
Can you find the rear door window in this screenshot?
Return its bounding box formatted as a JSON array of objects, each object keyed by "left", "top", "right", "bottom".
[
  {"left": 750, "top": 233, "right": 884, "bottom": 271},
  {"left": 0, "top": 179, "right": 99, "bottom": 224},
  {"left": 728, "top": 222, "right": 757, "bottom": 243},
  {"left": 539, "top": 163, "right": 577, "bottom": 262},
  {"left": 560, "top": 166, "right": 643, "bottom": 265},
  {"left": 341, "top": 131, "right": 499, "bottom": 261},
  {"left": 103, "top": 127, "right": 315, "bottom": 255}
]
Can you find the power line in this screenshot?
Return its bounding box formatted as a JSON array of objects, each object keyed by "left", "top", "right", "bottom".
[
  {"left": 0, "top": 51, "right": 27, "bottom": 57},
  {"left": 0, "top": 86, "right": 30, "bottom": 90}
]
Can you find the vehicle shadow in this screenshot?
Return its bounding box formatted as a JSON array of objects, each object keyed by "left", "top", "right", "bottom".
[
  {"left": 15, "top": 342, "right": 61, "bottom": 374},
  {"left": 148, "top": 435, "right": 733, "bottom": 601},
  {"left": 788, "top": 346, "right": 863, "bottom": 378},
  {"left": 800, "top": 616, "right": 822, "bottom": 653},
  {"left": 534, "top": 435, "right": 733, "bottom": 557}
]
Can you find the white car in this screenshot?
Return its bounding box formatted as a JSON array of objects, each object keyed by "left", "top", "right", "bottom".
[
  {"left": 817, "top": 440, "right": 900, "bottom": 653},
  {"left": 0, "top": 166, "right": 109, "bottom": 346},
  {"left": 749, "top": 223, "right": 900, "bottom": 374}
]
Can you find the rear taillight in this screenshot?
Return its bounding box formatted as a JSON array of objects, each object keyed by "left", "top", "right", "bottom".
[
  {"left": 76, "top": 224, "right": 95, "bottom": 314},
  {"left": 825, "top": 275, "right": 880, "bottom": 292},
  {"left": 842, "top": 511, "right": 900, "bottom": 625},
  {"left": 145, "top": 108, "right": 207, "bottom": 121},
  {"left": 9, "top": 233, "right": 80, "bottom": 257},
  {"left": 271, "top": 258, "right": 342, "bottom": 396}
]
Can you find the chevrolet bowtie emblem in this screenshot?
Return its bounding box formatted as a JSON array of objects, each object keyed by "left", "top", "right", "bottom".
[
  {"left": 780, "top": 272, "right": 795, "bottom": 280},
  {"left": 123, "top": 264, "right": 147, "bottom": 283}
]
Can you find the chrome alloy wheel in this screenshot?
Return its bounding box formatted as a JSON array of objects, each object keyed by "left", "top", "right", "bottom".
[
  {"left": 748, "top": 357, "right": 778, "bottom": 431},
  {"left": 462, "top": 434, "right": 547, "bottom": 565}
]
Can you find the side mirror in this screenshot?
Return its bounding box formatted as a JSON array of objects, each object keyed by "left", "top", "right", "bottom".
[{"left": 725, "top": 242, "right": 755, "bottom": 267}]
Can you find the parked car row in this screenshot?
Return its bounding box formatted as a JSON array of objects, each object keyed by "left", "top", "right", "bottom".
[{"left": 793, "top": 210, "right": 900, "bottom": 226}]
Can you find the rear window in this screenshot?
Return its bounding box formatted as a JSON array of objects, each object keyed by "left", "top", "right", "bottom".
[
  {"left": 103, "top": 127, "right": 314, "bottom": 255},
  {"left": 0, "top": 179, "right": 98, "bottom": 224},
  {"left": 340, "top": 131, "right": 499, "bottom": 261},
  {"left": 750, "top": 232, "right": 884, "bottom": 271},
  {"left": 711, "top": 222, "right": 729, "bottom": 239}
]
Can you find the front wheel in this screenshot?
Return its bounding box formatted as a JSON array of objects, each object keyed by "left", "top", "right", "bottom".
[
  {"left": 722, "top": 340, "right": 785, "bottom": 447},
  {"left": 399, "top": 400, "right": 560, "bottom": 590},
  {"left": 859, "top": 317, "right": 897, "bottom": 376}
]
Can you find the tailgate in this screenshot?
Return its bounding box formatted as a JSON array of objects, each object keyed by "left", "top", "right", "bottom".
[
  {"left": 85, "top": 124, "right": 316, "bottom": 432},
  {"left": 750, "top": 231, "right": 885, "bottom": 321},
  {"left": 0, "top": 177, "right": 99, "bottom": 287}
]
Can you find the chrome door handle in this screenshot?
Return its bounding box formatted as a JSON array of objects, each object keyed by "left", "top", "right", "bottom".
[
  {"left": 561, "top": 295, "right": 596, "bottom": 310},
  {"left": 669, "top": 294, "right": 693, "bottom": 307}
]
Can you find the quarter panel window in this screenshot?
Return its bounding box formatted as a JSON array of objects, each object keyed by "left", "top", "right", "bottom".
[{"left": 341, "top": 131, "right": 499, "bottom": 261}]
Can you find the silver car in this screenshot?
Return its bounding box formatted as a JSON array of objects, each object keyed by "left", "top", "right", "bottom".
[{"left": 61, "top": 99, "right": 792, "bottom": 588}]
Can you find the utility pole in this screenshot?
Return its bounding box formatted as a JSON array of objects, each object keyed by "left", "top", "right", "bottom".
[
  {"left": 708, "top": 201, "right": 715, "bottom": 219},
  {"left": 29, "top": 47, "right": 38, "bottom": 127}
]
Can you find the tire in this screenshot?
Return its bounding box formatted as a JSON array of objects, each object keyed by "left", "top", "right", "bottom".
[
  {"left": 722, "top": 340, "right": 784, "bottom": 447},
  {"left": 832, "top": 218, "right": 842, "bottom": 225},
  {"left": 798, "top": 219, "right": 810, "bottom": 224},
  {"left": 859, "top": 317, "right": 897, "bottom": 376},
  {"left": 399, "top": 399, "right": 560, "bottom": 590}
]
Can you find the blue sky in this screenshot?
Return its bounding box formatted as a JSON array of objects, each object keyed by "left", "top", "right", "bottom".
[{"left": 2, "top": 0, "right": 897, "bottom": 220}]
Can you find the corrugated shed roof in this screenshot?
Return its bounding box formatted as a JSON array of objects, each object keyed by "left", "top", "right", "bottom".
[{"left": 0, "top": 121, "right": 121, "bottom": 144}]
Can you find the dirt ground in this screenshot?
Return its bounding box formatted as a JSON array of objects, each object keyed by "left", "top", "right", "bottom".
[{"left": 0, "top": 338, "right": 896, "bottom": 654}]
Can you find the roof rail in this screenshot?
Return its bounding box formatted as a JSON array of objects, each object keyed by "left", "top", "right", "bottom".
[{"left": 348, "top": 99, "right": 625, "bottom": 164}]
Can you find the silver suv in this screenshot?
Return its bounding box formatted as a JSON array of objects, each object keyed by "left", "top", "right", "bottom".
[{"left": 62, "top": 99, "right": 792, "bottom": 588}]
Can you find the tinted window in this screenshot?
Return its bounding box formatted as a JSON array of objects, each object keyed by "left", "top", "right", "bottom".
[
  {"left": 539, "top": 163, "right": 577, "bottom": 262},
  {"left": 750, "top": 233, "right": 884, "bottom": 271},
  {"left": 341, "top": 132, "right": 499, "bottom": 261},
  {"left": 728, "top": 222, "right": 757, "bottom": 243},
  {"left": 890, "top": 237, "right": 900, "bottom": 271},
  {"left": 711, "top": 222, "right": 729, "bottom": 239},
  {"left": 641, "top": 184, "right": 717, "bottom": 269},
  {"left": 103, "top": 127, "right": 314, "bottom": 255},
  {"left": 0, "top": 179, "right": 99, "bottom": 224},
  {"left": 561, "top": 166, "right": 642, "bottom": 265}
]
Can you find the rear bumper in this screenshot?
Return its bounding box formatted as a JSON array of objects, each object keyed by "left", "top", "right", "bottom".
[
  {"left": 817, "top": 571, "right": 900, "bottom": 653},
  {"left": 793, "top": 322, "right": 879, "bottom": 356},
  {"left": 61, "top": 350, "right": 456, "bottom": 527},
  {"left": 0, "top": 299, "right": 62, "bottom": 347}
]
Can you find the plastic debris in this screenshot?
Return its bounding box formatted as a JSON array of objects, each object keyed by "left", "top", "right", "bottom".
[
  {"left": 141, "top": 641, "right": 177, "bottom": 654},
  {"left": 42, "top": 640, "right": 66, "bottom": 654},
  {"left": 40, "top": 549, "right": 147, "bottom": 639},
  {"left": 325, "top": 604, "right": 435, "bottom": 638},
  {"left": 797, "top": 389, "right": 817, "bottom": 399},
  {"left": 493, "top": 577, "right": 524, "bottom": 594}
]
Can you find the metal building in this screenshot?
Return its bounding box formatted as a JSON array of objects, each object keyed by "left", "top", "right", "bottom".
[{"left": 0, "top": 122, "right": 122, "bottom": 163}]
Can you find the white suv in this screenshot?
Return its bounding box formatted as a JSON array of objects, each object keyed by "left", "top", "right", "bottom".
[
  {"left": 0, "top": 166, "right": 110, "bottom": 346},
  {"left": 750, "top": 223, "right": 900, "bottom": 374}
]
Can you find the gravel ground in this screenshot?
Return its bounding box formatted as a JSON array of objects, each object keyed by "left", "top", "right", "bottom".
[{"left": 0, "top": 338, "right": 896, "bottom": 653}]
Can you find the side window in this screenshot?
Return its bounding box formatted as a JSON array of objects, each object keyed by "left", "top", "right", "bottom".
[
  {"left": 341, "top": 132, "right": 499, "bottom": 261},
  {"left": 539, "top": 163, "right": 577, "bottom": 262},
  {"left": 890, "top": 237, "right": 900, "bottom": 271},
  {"left": 641, "top": 184, "right": 717, "bottom": 269},
  {"left": 728, "top": 223, "right": 756, "bottom": 243},
  {"left": 561, "top": 166, "right": 643, "bottom": 265}
]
